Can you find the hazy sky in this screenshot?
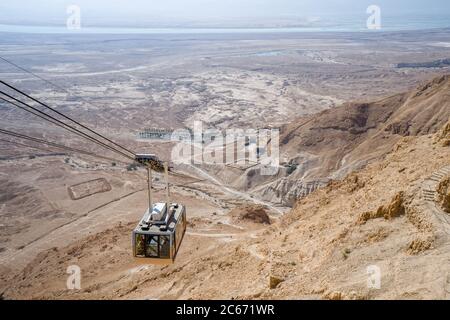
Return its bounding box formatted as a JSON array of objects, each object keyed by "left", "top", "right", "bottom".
[{"left": 1, "top": 0, "right": 449, "bottom": 26}]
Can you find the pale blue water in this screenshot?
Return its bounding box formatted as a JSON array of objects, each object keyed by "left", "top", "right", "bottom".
[
  {"left": 0, "top": 24, "right": 341, "bottom": 34},
  {"left": 0, "top": 14, "right": 448, "bottom": 34}
]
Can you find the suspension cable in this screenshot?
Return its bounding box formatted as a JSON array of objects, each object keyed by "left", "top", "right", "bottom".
[
  {"left": 0, "top": 90, "right": 135, "bottom": 161},
  {"left": 0, "top": 128, "right": 127, "bottom": 164},
  {"left": 0, "top": 137, "right": 59, "bottom": 154},
  {"left": 0, "top": 80, "right": 136, "bottom": 156},
  {"left": 0, "top": 96, "right": 111, "bottom": 146}
]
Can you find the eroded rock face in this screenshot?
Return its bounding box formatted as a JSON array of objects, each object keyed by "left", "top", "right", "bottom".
[
  {"left": 322, "top": 290, "right": 365, "bottom": 300},
  {"left": 437, "top": 177, "right": 450, "bottom": 213},
  {"left": 260, "top": 178, "right": 327, "bottom": 207},
  {"left": 435, "top": 121, "right": 450, "bottom": 147},
  {"left": 268, "top": 275, "right": 284, "bottom": 289},
  {"left": 358, "top": 192, "right": 406, "bottom": 224},
  {"left": 407, "top": 235, "right": 435, "bottom": 255},
  {"left": 230, "top": 205, "right": 271, "bottom": 225},
  {"left": 378, "top": 192, "right": 406, "bottom": 220}
]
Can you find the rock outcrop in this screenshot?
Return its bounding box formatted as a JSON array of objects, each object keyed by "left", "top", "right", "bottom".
[{"left": 437, "top": 177, "right": 450, "bottom": 213}]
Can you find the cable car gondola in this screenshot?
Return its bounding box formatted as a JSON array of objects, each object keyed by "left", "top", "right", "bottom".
[
  {"left": 132, "top": 160, "right": 186, "bottom": 262},
  {"left": 132, "top": 202, "right": 186, "bottom": 261},
  {"left": 0, "top": 79, "right": 187, "bottom": 263}
]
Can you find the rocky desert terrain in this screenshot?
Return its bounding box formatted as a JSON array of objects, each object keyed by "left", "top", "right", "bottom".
[{"left": 0, "top": 29, "right": 449, "bottom": 300}]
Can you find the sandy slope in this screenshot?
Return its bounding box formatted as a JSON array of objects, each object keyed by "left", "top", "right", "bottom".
[
  {"left": 2, "top": 125, "right": 449, "bottom": 300},
  {"left": 253, "top": 75, "right": 450, "bottom": 206},
  {"left": 1, "top": 79, "right": 449, "bottom": 300}
]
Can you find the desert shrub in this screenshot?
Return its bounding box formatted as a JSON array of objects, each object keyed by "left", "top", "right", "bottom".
[{"left": 286, "top": 163, "right": 298, "bottom": 175}]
